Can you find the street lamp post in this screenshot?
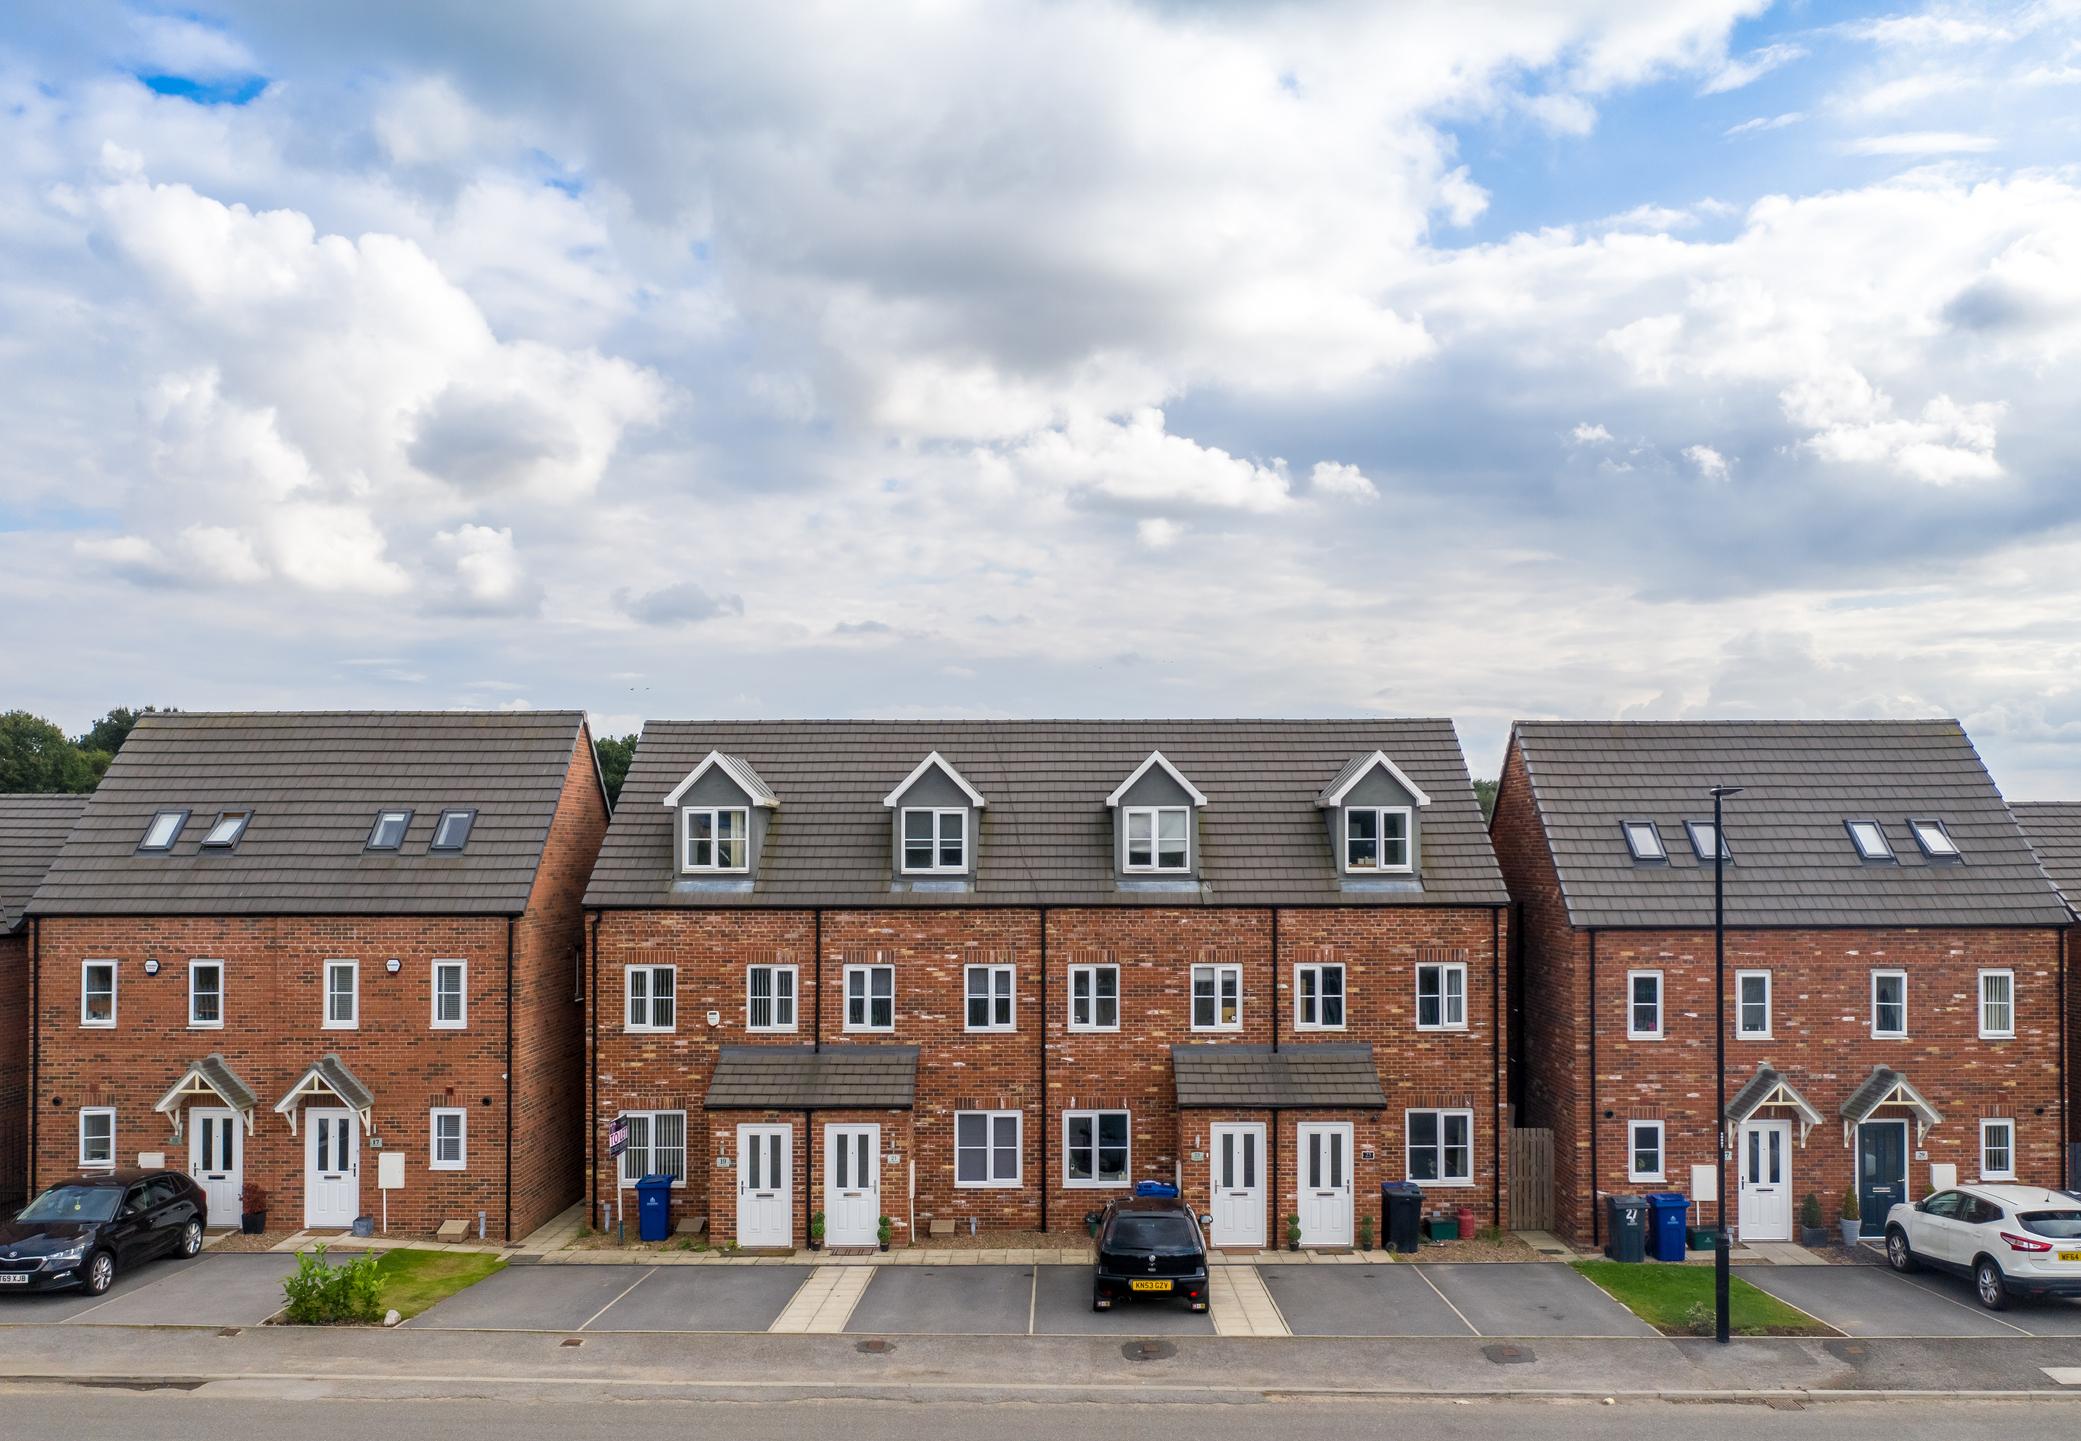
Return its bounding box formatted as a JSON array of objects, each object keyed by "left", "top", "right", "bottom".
[{"left": 1711, "top": 783, "right": 1743, "bottom": 1345}]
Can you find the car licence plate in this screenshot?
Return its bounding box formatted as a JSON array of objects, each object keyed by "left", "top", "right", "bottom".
[
  {"left": 1130, "top": 1279, "right": 1171, "bottom": 1292},
  {"left": 0, "top": 1274, "right": 28, "bottom": 1285},
  {"left": 2059, "top": 1251, "right": 2081, "bottom": 1263}
]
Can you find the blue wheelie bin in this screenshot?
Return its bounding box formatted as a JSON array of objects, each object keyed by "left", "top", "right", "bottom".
[
  {"left": 635, "top": 1174, "right": 674, "bottom": 1243},
  {"left": 1643, "top": 1191, "right": 1690, "bottom": 1262}
]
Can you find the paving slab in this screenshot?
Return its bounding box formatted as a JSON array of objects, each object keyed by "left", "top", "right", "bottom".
[
  {"left": 1737, "top": 1263, "right": 2077, "bottom": 1338},
  {"left": 1029, "top": 1262, "right": 1214, "bottom": 1335},
  {"left": 411, "top": 1262, "right": 654, "bottom": 1331},
  {"left": 844, "top": 1264, "right": 1034, "bottom": 1336},
  {"left": 1260, "top": 1262, "right": 1474, "bottom": 1336},
  {"left": 1422, "top": 1262, "right": 1656, "bottom": 1337},
  {"left": 586, "top": 1265, "right": 807, "bottom": 1333},
  {"left": 68, "top": 1252, "right": 302, "bottom": 1327}
]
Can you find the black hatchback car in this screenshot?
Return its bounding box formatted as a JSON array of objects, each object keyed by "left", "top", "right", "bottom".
[
  {"left": 1089, "top": 1195, "right": 1210, "bottom": 1312},
  {"left": 0, "top": 1169, "right": 208, "bottom": 1296}
]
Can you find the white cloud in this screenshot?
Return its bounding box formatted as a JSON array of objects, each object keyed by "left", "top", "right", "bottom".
[
  {"left": 1309, "top": 461, "right": 1378, "bottom": 499},
  {"left": 1683, "top": 444, "right": 1730, "bottom": 481},
  {"left": 1699, "top": 42, "right": 1805, "bottom": 94},
  {"left": 1569, "top": 423, "right": 1614, "bottom": 444},
  {"left": 1725, "top": 111, "right": 1804, "bottom": 136},
  {"left": 1841, "top": 131, "right": 1998, "bottom": 155},
  {"left": 126, "top": 15, "right": 259, "bottom": 79},
  {"left": 1136, "top": 517, "right": 1181, "bottom": 550},
  {"left": 1001, "top": 409, "right": 1293, "bottom": 514}
]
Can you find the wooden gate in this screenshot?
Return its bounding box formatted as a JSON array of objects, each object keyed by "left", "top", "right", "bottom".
[{"left": 1509, "top": 1127, "right": 1554, "bottom": 1230}]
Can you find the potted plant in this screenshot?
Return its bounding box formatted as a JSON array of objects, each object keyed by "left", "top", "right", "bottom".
[
  {"left": 1799, "top": 1193, "right": 1828, "bottom": 1248},
  {"left": 239, "top": 1182, "right": 268, "bottom": 1235},
  {"left": 1357, "top": 1215, "right": 1374, "bottom": 1251},
  {"left": 1839, "top": 1187, "right": 1862, "bottom": 1247},
  {"left": 808, "top": 1210, "right": 825, "bottom": 1251},
  {"left": 1285, "top": 1214, "right": 1302, "bottom": 1252},
  {"left": 876, "top": 1215, "right": 893, "bottom": 1252}
]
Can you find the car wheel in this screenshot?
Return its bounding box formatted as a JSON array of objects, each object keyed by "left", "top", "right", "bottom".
[
  {"left": 1974, "top": 1258, "right": 2011, "bottom": 1311},
  {"left": 83, "top": 1251, "right": 115, "bottom": 1297},
  {"left": 1885, "top": 1228, "right": 1919, "bottom": 1273},
  {"left": 179, "top": 1220, "right": 204, "bottom": 1258}
]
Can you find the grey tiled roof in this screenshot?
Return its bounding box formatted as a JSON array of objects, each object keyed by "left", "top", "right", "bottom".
[
  {"left": 1839, "top": 1065, "right": 1941, "bottom": 1127},
  {"left": 1724, "top": 1065, "right": 1821, "bottom": 1126},
  {"left": 585, "top": 720, "right": 1506, "bottom": 908},
  {"left": 276, "top": 1053, "right": 375, "bottom": 1114},
  {"left": 2013, "top": 803, "right": 2081, "bottom": 912},
  {"left": 30, "top": 711, "right": 593, "bottom": 916},
  {"left": 1170, "top": 1044, "right": 1387, "bottom": 1109},
  {"left": 1508, "top": 720, "right": 2069, "bottom": 929},
  {"left": 158, "top": 1053, "right": 258, "bottom": 1114},
  {"left": 703, "top": 1045, "right": 918, "bottom": 1109},
  {"left": 0, "top": 793, "right": 87, "bottom": 931}
]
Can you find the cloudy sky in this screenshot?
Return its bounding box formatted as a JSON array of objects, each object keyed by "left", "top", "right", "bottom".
[{"left": 3, "top": 2, "right": 2079, "bottom": 794}]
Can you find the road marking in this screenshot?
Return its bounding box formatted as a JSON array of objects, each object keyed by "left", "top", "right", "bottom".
[
  {"left": 2043, "top": 1368, "right": 2081, "bottom": 1386},
  {"left": 1410, "top": 1265, "right": 1481, "bottom": 1336},
  {"left": 769, "top": 1263, "right": 874, "bottom": 1333},
  {"left": 576, "top": 1267, "right": 657, "bottom": 1332},
  {"left": 1208, "top": 1264, "right": 1288, "bottom": 1336}
]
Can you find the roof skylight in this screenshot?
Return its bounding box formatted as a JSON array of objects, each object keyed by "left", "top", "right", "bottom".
[
  {"left": 1621, "top": 821, "right": 1666, "bottom": 862},
  {"left": 1845, "top": 820, "right": 1893, "bottom": 862},
  {"left": 1685, "top": 820, "right": 1731, "bottom": 862},
  {"left": 200, "top": 810, "right": 252, "bottom": 849},
  {"left": 366, "top": 810, "right": 412, "bottom": 851},
  {"left": 139, "top": 809, "right": 187, "bottom": 852},
  {"left": 431, "top": 809, "right": 476, "bottom": 852},
  {"left": 1909, "top": 818, "right": 1961, "bottom": 859}
]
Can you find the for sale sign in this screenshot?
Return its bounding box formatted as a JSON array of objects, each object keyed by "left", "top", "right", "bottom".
[{"left": 608, "top": 1115, "right": 630, "bottom": 1158}]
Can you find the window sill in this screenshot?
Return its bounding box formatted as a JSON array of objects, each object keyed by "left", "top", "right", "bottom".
[
  {"left": 1414, "top": 1024, "right": 1466, "bottom": 1034},
  {"left": 1294, "top": 1024, "right": 1347, "bottom": 1033},
  {"left": 1067, "top": 1025, "right": 1122, "bottom": 1034},
  {"left": 432, "top": 1021, "right": 467, "bottom": 1031},
  {"left": 1628, "top": 1175, "right": 1666, "bottom": 1185},
  {"left": 1191, "top": 1024, "right": 1243, "bottom": 1034},
  {"left": 1626, "top": 1033, "right": 1663, "bottom": 1042},
  {"left": 80, "top": 1021, "right": 116, "bottom": 1029},
  {"left": 188, "top": 1022, "right": 224, "bottom": 1031},
  {"left": 746, "top": 1026, "right": 800, "bottom": 1035},
  {"left": 1064, "top": 1179, "right": 1130, "bottom": 1189},
  {"left": 1737, "top": 1032, "right": 1772, "bottom": 1042},
  {"left": 430, "top": 1162, "right": 466, "bottom": 1173},
  {"left": 322, "top": 1022, "right": 359, "bottom": 1031},
  {"left": 1978, "top": 1033, "right": 2015, "bottom": 1042},
  {"left": 680, "top": 868, "right": 751, "bottom": 877},
  {"left": 1415, "top": 1178, "right": 1475, "bottom": 1189},
  {"left": 954, "top": 1179, "right": 1024, "bottom": 1190},
  {"left": 1122, "top": 868, "right": 1192, "bottom": 876},
  {"left": 625, "top": 1026, "right": 677, "bottom": 1035},
  {"left": 842, "top": 1026, "right": 896, "bottom": 1035},
  {"left": 1343, "top": 867, "right": 1414, "bottom": 877},
  {"left": 1871, "top": 1032, "right": 1909, "bottom": 1041},
  {"left": 1978, "top": 1174, "right": 2016, "bottom": 1184},
  {"left": 900, "top": 867, "right": 969, "bottom": 877},
  {"left": 965, "top": 1025, "right": 1017, "bottom": 1034}
]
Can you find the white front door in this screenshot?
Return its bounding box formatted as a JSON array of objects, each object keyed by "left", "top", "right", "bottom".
[
  {"left": 737, "top": 1124, "right": 793, "bottom": 1248},
  {"left": 1738, "top": 1120, "right": 1792, "bottom": 1242},
  {"left": 1296, "top": 1122, "right": 1354, "bottom": 1247},
  {"left": 1209, "top": 1123, "right": 1266, "bottom": 1248},
  {"left": 188, "top": 1107, "right": 242, "bottom": 1226},
  {"left": 304, "top": 1108, "right": 360, "bottom": 1228},
  {"left": 824, "top": 1124, "right": 880, "bottom": 1247}
]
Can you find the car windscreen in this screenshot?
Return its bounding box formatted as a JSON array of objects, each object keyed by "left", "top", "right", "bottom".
[
  {"left": 1107, "top": 1215, "right": 1199, "bottom": 1252},
  {"left": 2019, "top": 1210, "right": 2081, "bottom": 1240},
  {"left": 16, "top": 1185, "right": 120, "bottom": 1224}
]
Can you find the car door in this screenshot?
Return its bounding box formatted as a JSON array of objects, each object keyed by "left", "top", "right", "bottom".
[
  {"left": 144, "top": 1178, "right": 187, "bottom": 1257},
  {"left": 1955, "top": 1194, "right": 2003, "bottom": 1267},
  {"left": 1914, "top": 1190, "right": 1965, "bottom": 1266},
  {"left": 110, "top": 1184, "right": 154, "bottom": 1264}
]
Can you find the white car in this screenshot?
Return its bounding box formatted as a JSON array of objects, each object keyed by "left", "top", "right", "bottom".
[{"left": 1884, "top": 1183, "right": 2081, "bottom": 1310}]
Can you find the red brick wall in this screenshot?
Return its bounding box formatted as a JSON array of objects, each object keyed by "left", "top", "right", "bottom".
[
  {"left": 0, "top": 930, "right": 26, "bottom": 1206},
  {"left": 701, "top": 1107, "right": 912, "bottom": 1248}
]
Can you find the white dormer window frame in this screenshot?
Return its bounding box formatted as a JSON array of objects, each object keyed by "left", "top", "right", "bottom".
[
  {"left": 1344, "top": 805, "right": 1413, "bottom": 873},
  {"left": 899, "top": 807, "right": 969, "bottom": 874},
  {"left": 1122, "top": 805, "right": 1191, "bottom": 872},
  {"left": 680, "top": 806, "right": 750, "bottom": 873}
]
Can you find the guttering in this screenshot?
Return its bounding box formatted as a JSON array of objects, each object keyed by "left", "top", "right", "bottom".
[
  {"left": 1491, "top": 904, "right": 1502, "bottom": 1227},
  {"left": 588, "top": 910, "right": 602, "bottom": 1220},
  {"left": 505, "top": 914, "right": 516, "bottom": 1244},
  {"left": 1038, "top": 905, "right": 1049, "bottom": 1233},
  {"left": 1587, "top": 927, "right": 1600, "bottom": 1249}
]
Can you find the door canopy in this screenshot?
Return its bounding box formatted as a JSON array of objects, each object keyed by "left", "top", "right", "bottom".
[
  {"left": 1723, "top": 1064, "right": 1823, "bottom": 1146},
  {"left": 272, "top": 1053, "right": 375, "bottom": 1136},
  {"left": 1839, "top": 1065, "right": 1942, "bottom": 1146},
  {"left": 153, "top": 1053, "right": 260, "bottom": 1137}
]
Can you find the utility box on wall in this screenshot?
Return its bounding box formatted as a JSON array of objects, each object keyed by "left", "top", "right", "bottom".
[{"left": 378, "top": 1152, "right": 406, "bottom": 1190}]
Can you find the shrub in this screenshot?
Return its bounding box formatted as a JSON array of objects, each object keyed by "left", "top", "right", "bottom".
[
  {"left": 1800, "top": 1193, "right": 1823, "bottom": 1229},
  {"left": 1840, "top": 1187, "right": 1860, "bottom": 1222},
  {"left": 239, "top": 1182, "right": 269, "bottom": 1214},
  {"left": 280, "top": 1244, "right": 384, "bottom": 1325}
]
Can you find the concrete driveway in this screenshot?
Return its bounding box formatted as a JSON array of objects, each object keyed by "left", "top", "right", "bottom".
[
  {"left": 410, "top": 1262, "right": 655, "bottom": 1331},
  {"left": 844, "top": 1265, "right": 1036, "bottom": 1336},
  {"left": 1421, "top": 1262, "right": 1658, "bottom": 1337},
  {"left": 0, "top": 1253, "right": 301, "bottom": 1328},
  {"left": 1738, "top": 1262, "right": 2081, "bottom": 1338},
  {"left": 1261, "top": 1262, "right": 1474, "bottom": 1336}
]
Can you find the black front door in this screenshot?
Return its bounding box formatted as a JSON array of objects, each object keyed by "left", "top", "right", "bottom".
[{"left": 1857, "top": 1122, "right": 1907, "bottom": 1236}]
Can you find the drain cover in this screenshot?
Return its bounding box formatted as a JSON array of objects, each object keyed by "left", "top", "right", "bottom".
[
  {"left": 1823, "top": 1340, "right": 1869, "bottom": 1365},
  {"left": 1122, "top": 1340, "right": 1176, "bottom": 1362},
  {"left": 856, "top": 1338, "right": 894, "bottom": 1354},
  {"left": 560, "top": 1338, "right": 583, "bottom": 1348},
  {"left": 1482, "top": 1343, "right": 1534, "bottom": 1365}
]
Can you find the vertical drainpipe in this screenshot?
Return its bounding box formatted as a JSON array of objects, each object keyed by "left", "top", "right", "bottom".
[
  {"left": 1269, "top": 907, "right": 1279, "bottom": 1053},
  {"left": 1269, "top": 1106, "right": 1281, "bottom": 1246},
  {"left": 1038, "top": 904, "right": 1048, "bottom": 1233},
  {"left": 1491, "top": 905, "right": 1502, "bottom": 1228},
  {"left": 803, "top": 1106, "right": 813, "bottom": 1245},
  {"left": 588, "top": 911, "right": 601, "bottom": 1222},
  {"left": 505, "top": 915, "right": 516, "bottom": 1244},
  {"left": 812, "top": 909, "right": 822, "bottom": 1053},
  {"left": 27, "top": 916, "right": 38, "bottom": 1197},
  {"left": 2059, "top": 925, "right": 2070, "bottom": 1190},
  {"left": 1587, "top": 928, "right": 1600, "bottom": 1249}
]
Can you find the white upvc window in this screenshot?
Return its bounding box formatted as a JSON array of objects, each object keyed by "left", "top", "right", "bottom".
[
  {"left": 746, "top": 963, "right": 798, "bottom": 1032},
  {"left": 1626, "top": 970, "right": 1662, "bottom": 1040},
  {"left": 1628, "top": 1120, "right": 1665, "bottom": 1182},
  {"left": 1295, "top": 962, "right": 1346, "bottom": 1030},
  {"left": 1977, "top": 969, "right": 2014, "bottom": 1039},
  {"left": 430, "top": 1108, "right": 467, "bottom": 1171},
  {"left": 965, "top": 963, "right": 1016, "bottom": 1031},
  {"left": 1871, "top": 969, "right": 1908, "bottom": 1038},
  {"left": 1735, "top": 970, "right": 1771, "bottom": 1039},
  {"left": 1415, "top": 961, "right": 1466, "bottom": 1031},
  {"left": 79, "top": 1107, "right": 116, "bottom": 1169},
  {"left": 1068, "top": 963, "right": 1119, "bottom": 1031},
  {"left": 188, "top": 960, "right": 223, "bottom": 1029},
  {"left": 1979, "top": 1117, "right": 2015, "bottom": 1180},
  {"left": 954, "top": 1110, "right": 1022, "bottom": 1188},
  {"left": 617, "top": 1109, "right": 688, "bottom": 1185},
  {"left": 1191, "top": 962, "right": 1242, "bottom": 1031},
  {"left": 432, "top": 959, "right": 467, "bottom": 1030},
  {"left": 900, "top": 807, "right": 967, "bottom": 873},
  {"left": 625, "top": 964, "right": 677, "bottom": 1032},
  {"left": 681, "top": 806, "right": 749, "bottom": 873},
  {"left": 844, "top": 963, "right": 895, "bottom": 1031},
  {"left": 1063, "top": 1109, "right": 1130, "bottom": 1187},
  {"left": 1123, "top": 806, "right": 1190, "bottom": 871},
  {"left": 81, "top": 960, "right": 117, "bottom": 1028},
  {"left": 1344, "top": 806, "right": 1412, "bottom": 872},
  {"left": 323, "top": 960, "right": 359, "bottom": 1029},
  {"left": 1406, "top": 1108, "right": 1473, "bottom": 1186}
]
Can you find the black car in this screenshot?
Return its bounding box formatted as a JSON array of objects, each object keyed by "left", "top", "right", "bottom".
[
  {"left": 1089, "top": 1195, "right": 1210, "bottom": 1312},
  {"left": 0, "top": 1169, "right": 208, "bottom": 1296}
]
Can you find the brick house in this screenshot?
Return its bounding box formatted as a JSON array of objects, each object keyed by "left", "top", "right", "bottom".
[
  {"left": 583, "top": 720, "right": 1509, "bottom": 1250},
  {"left": 2013, "top": 803, "right": 2081, "bottom": 1174},
  {"left": 1, "top": 793, "right": 88, "bottom": 1207},
  {"left": 1491, "top": 720, "right": 2072, "bottom": 1249},
  {"left": 25, "top": 711, "right": 608, "bottom": 1241}
]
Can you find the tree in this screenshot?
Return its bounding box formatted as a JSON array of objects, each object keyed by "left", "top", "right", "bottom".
[
  {"left": 76, "top": 706, "right": 163, "bottom": 758},
  {"left": 594, "top": 732, "right": 639, "bottom": 806},
  {"left": 1473, "top": 777, "right": 1498, "bottom": 821},
  {"left": 0, "top": 711, "right": 100, "bottom": 793}
]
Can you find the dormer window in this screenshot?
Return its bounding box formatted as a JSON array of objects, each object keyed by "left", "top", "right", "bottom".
[
  {"left": 1345, "top": 807, "right": 1411, "bottom": 872},
  {"left": 431, "top": 809, "right": 477, "bottom": 852},
  {"left": 1909, "top": 818, "right": 1961, "bottom": 859},
  {"left": 366, "top": 810, "right": 412, "bottom": 851},
  {"left": 139, "top": 809, "right": 188, "bottom": 852},
  {"left": 682, "top": 807, "right": 749, "bottom": 872},
  {"left": 1846, "top": 820, "right": 1894, "bottom": 862},
  {"left": 200, "top": 810, "right": 252, "bottom": 849},
  {"left": 1621, "top": 821, "right": 1665, "bottom": 862},
  {"left": 1685, "top": 820, "right": 1729, "bottom": 862},
  {"left": 901, "top": 808, "right": 967, "bottom": 873},
  {"left": 1124, "top": 806, "right": 1190, "bottom": 871}
]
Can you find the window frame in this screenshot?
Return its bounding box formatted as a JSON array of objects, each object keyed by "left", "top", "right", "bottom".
[
  {"left": 1295, "top": 961, "right": 1347, "bottom": 1031},
  {"left": 1620, "top": 820, "right": 1666, "bottom": 862},
  {"left": 199, "top": 809, "right": 252, "bottom": 849},
  {"left": 1190, "top": 961, "right": 1243, "bottom": 1032},
  {"left": 964, "top": 963, "right": 1017, "bottom": 1032},
  {"left": 1870, "top": 969, "right": 1908, "bottom": 1039},
  {"left": 1067, "top": 962, "right": 1120, "bottom": 1032},
  {"left": 1415, "top": 961, "right": 1467, "bottom": 1032},
  {"left": 430, "top": 1107, "right": 468, "bottom": 1171},
  {"left": 625, "top": 964, "right": 677, "bottom": 1033},
  {"left": 138, "top": 809, "right": 189, "bottom": 853},
  {"left": 1405, "top": 1107, "right": 1474, "bottom": 1188},
  {"left": 1343, "top": 805, "right": 1413, "bottom": 874},
  {"left": 1121, "top": 805, "right": 1191, "bottom": 873},
  {"left": 1626, "top": 969, "right": 1663, "bottom": 1041},
  {"left": 188, "top": 959, "right": 224, "bottom": 1029},
  {"left": 842, "top": 962, "right": 896, "bottom": 1032},
  {"left": 78, "top": 1107, "right": 116, "bottom": 1169},
  {"left": 1908, "top": 817, "right": 1961, "bottom": 859},
  {"left": 1734, "top": 969, "right": 1771, "bottom": 1039},
  {"left": 1627, "top": 1119, "right": 1666, "bottom": 1182},
  {"left": 679, "top": 805, "right": 751, "bottom": 874},
  {"left": 1685, "top": 819, "right": 1730, "bottom": 862},
  {"left": 430, "top": 808, "right": 477, "bottom": 852},
  {"left": 80, "top": 959, "right": 118, "bottom": 1028},
  {"left": 616, "top": 1108, "right": 689, "bottom": 1187},
  {"left": 1979, "top": 1117, "right": 2016, "bottom": 1181},
  {"left": 1844, "top": 819, "right": 1894, "bottom": 862},
  {"left": 1062, "top": 1108, "right": 1131, "bottom": 1189},
  {"left": 366, "top": 809, "right": 413, "bottom": 851},
  {"left": 321, "top": 959, "right": 359, "bottom": 1030},
  {"left": 898, "top": 807, "right": 968, "bottom": 874},
  {"left": 954, "top": 1109, "right": 1023, "bottom": 1189},
  {"left": 1977, "top": 968, "right": 2014, "bottom": 1040},
  {"left": 432, "top": 958, "right": 468, "bottom": 1030},
  {"left": 745, "top": 962, "right": 799, "bottom": 1033}
]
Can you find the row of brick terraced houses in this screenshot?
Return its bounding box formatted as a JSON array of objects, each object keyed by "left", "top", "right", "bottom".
[{"left": 0, "top": 712, "right": 2074, "bottom": 1251}]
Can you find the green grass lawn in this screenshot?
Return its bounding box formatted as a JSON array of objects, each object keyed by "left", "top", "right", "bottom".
[
  {"left": 1570, "top": 1260, "right": 1837, "bottom": 1337},
  {"left": 370, "top": 1250, "right": 506, "bottom": 1320}
]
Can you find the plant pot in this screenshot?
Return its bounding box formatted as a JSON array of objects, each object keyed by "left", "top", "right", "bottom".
[
  {"left": 808, "top": 1239, "right": 822, "bottom": 1251},
  {"left": 1287, "top": 1239, "right": 1300, "bottom": 1252},
  {"left": 1839, "top": 1219, "right": 1862, "bottom": 1247},
  {"left": 241, "top": 1212, "right": 265, "bottom": 1235},
  {"left": 878, "top": 1241, "right": 890, "bottom": 1252},
  {"left": 1799, "top": 1226, "right": 1829, "bottom": 1248}
]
